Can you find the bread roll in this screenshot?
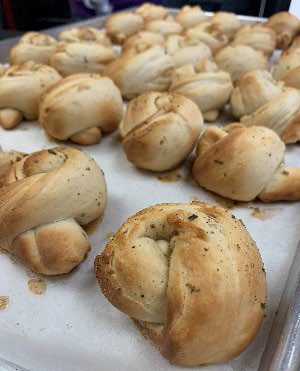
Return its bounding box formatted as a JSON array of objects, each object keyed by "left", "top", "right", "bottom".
[
  {"left": 94, "top": 201, "right": 266, "bottom": 366},
  {"left": 240, "top": 88, "right": 300, "bottom": 143},
  {"left": 169, "top": 61, "right": 233, "bottom": 122},
  {"left": 265, "top": 11, "right": 300, "bottom": 49},
  {"left": 214, "top": 45, "right": 269, "bottom": 83},
  {"left": 39, "top": 74, "right": 123, "bottom": 145},
  {"left": 145, "top": 19, "right": 183, "bottom": 38},
  {"left": 122, "top": 31, "right": 164, "bottom": 51},
  {"left": 193, "top": 125, "right": 300, "bottom": 202},
  {"left": 175, "top": 5, "right": 206, "bottom": 29},
  {"left": 273, "top": 48, "right": 300, "bottom": 89},
  {"left": 0, "top": 150, "right": 25, "bottom": 186},
  {"left": 185, "top": 22, "right": 229, "bottom": 54},
  {"left": 9, "top": 32, "right": 57, "bottom": 65},
  {"left": 209, "top": 12, "right": 240, "bottom": 38},
  {"left": 58, "top": 27, "right": 111, "bottom": 47},
  {"left": 232, "top": 23, "right": 276, "bottom": 56},
  {"left": 105, "top": 45, "right": 173, "bottom": 99},
  {"left": 119, "top": 92, "right": 203, "bottom": 171},
  {"left": 135, "top": 3, "right": 168, "bottom": 22},
  {"left": 0, "top": 61, "right": 61, "bottom": 129},
  {"left": 0, "top": 148, "right": 106, "bottom": 274},
  {"left": 50, "top": 42, "right": 116, "bottom": 77},
  {"left": 105, "top": 12, "right": 144, "bottom": 44},
  {"left": 230, "top": 70, "right": 283, "bottom": 119},
  {"left": 164, "top": 35, "right": 212, "bottom": 68}
]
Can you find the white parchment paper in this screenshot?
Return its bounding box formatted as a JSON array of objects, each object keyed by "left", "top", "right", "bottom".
[{"left": 0, "top": 116, "right": 299, "bottom": 371}]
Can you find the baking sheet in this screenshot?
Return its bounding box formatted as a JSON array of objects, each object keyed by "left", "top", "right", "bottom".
[{"left": 0, "top": 12, "right": 300, "bottom": 371}]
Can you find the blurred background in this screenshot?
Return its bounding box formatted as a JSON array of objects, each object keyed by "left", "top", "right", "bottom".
[{"left": 0, "top": 0, "right": 295, "bottom": 39}]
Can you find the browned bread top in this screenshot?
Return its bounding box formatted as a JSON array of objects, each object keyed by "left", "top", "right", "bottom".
[{"left": 95, "top": 202, "right": 266, "bottom": 366}]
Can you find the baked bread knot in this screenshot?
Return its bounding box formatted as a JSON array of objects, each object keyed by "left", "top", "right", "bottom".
[
  {"left": 119, "top": 92, "right": 203, "bottom": 171},
  {"left": 0, "top": 150, "right": 25, "bottom": 186},
  {"left": 214, "top": 45, "right": 269, "bottom": 83},
  {"left": 105, "top": 12, "right": 144, "bottom": 44},
  {"left": 105, "top": 45, "right": 174, "bottom": 99},
  {"left": 273, "top": 48, "right": 300, "bottom": 89},
  {"left": 230, "top": 69, "right": 283, "bottom": 119},
  {"left": 193, "top": 125, "right": 300, "bottom": 202},
  {"left": 39, "top": 73, "right": 123, "bottom": 145},
  {"left": 185, "top": 22, "right": 229, "bottom": 54},
  {"left": 94, "top": 202, "right": 266, "bottom": 366},
  {"left": 0, "top": 148, "right": 107, "bottom": 275},
  {"left": 209, "top": 12, "right": 241, "bottom": 38},
  {"left": 145, "top": 19, "right": 183, "bottom": 38},
  {"left": 164, "top": 35, "right": 212, "bottom": 68},
  {"left": 240, "top": 88, "right": 300, "bottom": 144},
  {"left": 232, "top": 23, "right": 276, "bottom": 56},
  {"left": 50, "top": 42, "right": 116, "bottom": 77},
  {"left": 9, "top": 32, "right": 57, "bottom": 65},
  {"left": 58, "top": 27, "right": 111, "bottom": 47},
  {"left": 175, "top": 5, "right": 206, "bottom": 30},
  {"left": 265, "top": 11, "right": 300, "bottom": 49},
  {"left": 122, "top": 31, "right": 165, "bottom": 51},
  {"left": 169, "top": 60, "right": 233, "bottom": 122},
  {"left": 0, "top": 61, "right": 61, "bottom": 129},
  {"left": 135, "top": 3, "right": 169, "bottom": 22}
]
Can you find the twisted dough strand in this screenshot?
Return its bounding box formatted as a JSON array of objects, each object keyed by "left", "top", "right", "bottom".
[{"left": 0, "top": 148, "right": 106, "bottom": 274}]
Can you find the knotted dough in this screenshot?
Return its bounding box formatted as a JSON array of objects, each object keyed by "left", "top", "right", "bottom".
[
  {"left": 0, "top": 148, "right": 106, "bottom": 275},
  {"left": 119, "top": 92, "right": 203, "bottom": 171},
  {"left": 95, "top": 202, "right": 266, "bottom": 366},
  {"left": 193, "top": 124, "right": 300, "bottom": 202}
]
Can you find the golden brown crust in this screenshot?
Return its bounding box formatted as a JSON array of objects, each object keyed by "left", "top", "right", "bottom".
[
  {"left": 105, "top": 45, "right": 174, "bottom": 99},
  {"left": 9, "top": 32, "right": 57, "bottom": 65},
  {"left": 265, "top": 12, "right": 300, "bottom": 49},
  {"left": 94, "top": 202, "right": 266, "bottom": 366},
  {"left": 13, "top": 219, "right": 90, "bottom": 274},
  {"left": 192, "top": 125, "right": 300, "bottom": 202},
  {"left": 175, "top": 5, "right": 206, "bottom": 30},
  {"left": 0, "top": 61, "right": 61, "bottom": 128},
  {"left": 230, "top": 69, "right": 283, "bottom": 119},
  {"left": 214, "top": 45, "right": 269, "bottom": 83},
  {"left": 105, "top": 12, "right": 144, "bottom": 44},
  {"left": 120, "top": 92, "right": 203, "bottom": 171},
  {"left": 39, "top": 73, "right": 123, "bottom": 144},
  {"left": 240, "top": 88, "right": 300, "bottom": 144},
  {"left": 232, "top": 23, "right": 276, "bottom": 56},
  {"left": 273, "top": 48, "right": 300, "bottom": 89},
  {"left": 0, "top": 148, "right": 107, "bottom": 275},
  {"left": 0, "top": 150, "right": 25, "bottom": 186},
  {"left": 258, "top": 166, "right": 300, "bottom": 202}
]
